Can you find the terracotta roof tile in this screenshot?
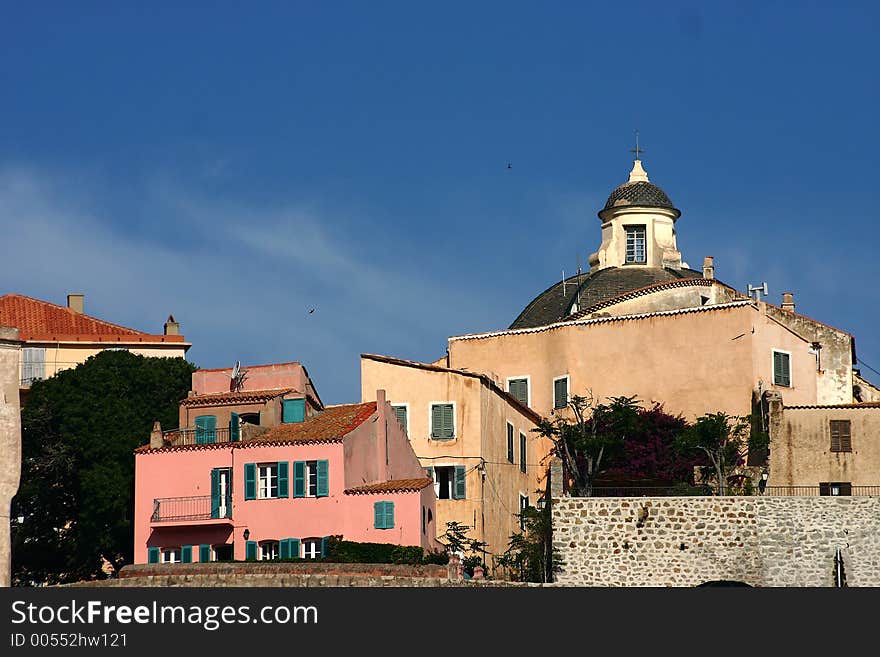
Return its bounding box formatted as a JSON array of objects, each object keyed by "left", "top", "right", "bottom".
[
  {"left": 344, "top": 478, "right": 434, "bottom": 495},
  {"left": 0, "top": 293, "right": 184, "bottom": 342},
  {"left": 180, "top": 388, "right": 296, "bottom": 407}
]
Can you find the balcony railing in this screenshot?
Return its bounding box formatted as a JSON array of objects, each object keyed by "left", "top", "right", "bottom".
[
  {"left": 151, "top": 496, "right": 232, "bottom": 522},
  {"left": 163, "top": 427, "right": 232, "bottom": 447},
  {"left": 588, "top": 485, "right": 880, "bottom": 497}
]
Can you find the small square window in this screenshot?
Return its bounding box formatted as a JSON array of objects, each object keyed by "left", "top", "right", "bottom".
[
  {"left": 162, "top": 548, "right": 181, "bottom": 564},
  {"left": 431, "top": 403, "right": 455, "bottom": 439},
  {"left": 820, "top": 482, "right": 852, "bottom": 496},
  {"left": 508, "top": 378, "right": 529, "bottom": 406},
  {"left": 258, "top": 463, "right": 279, "bottom": 499},
  {"left": 259, "top": 541, "right": 279, "bottom": 560},
  {"left": 773, "top": 351, "right": 791, "bottom": 387},
  {"left": 830, "top": 420, "right": 852, "bottom": 453}
]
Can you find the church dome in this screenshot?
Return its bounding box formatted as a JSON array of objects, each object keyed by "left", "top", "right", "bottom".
[{"left": 602, "top": 180, "right": 676, "bottom": 213}]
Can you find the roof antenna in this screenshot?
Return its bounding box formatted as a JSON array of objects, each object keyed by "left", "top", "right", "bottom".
[
  {"left": 576, "top": 254, "right": 583, "bottom": 310},
  {"left": 747, "top": 282, "right": 769, "bottom": 303},
  {"left": 562, "top": 270, "right": 566, "bottom": 297},
  {"left": 229, "top": 360, "right": 248, "bottom": 392}
]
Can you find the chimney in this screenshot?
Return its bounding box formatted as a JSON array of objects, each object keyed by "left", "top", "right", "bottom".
[
  {"left": 781, "top": 292, "right": 795, "bottom": 312},
  {"left": 702, "top": 256, "right": 715, "bottom": 280},
  {"left": 376, "top": 389, "right": 388, "bottom": 482},
  {"left": 67, "top": 293, "right": 84, "bottom": 314},
  {"left": 164, "top": 314, "right": 180, "bottom": 335},
  {"left": 150, "top": 421, "right": 164, "bottom": 449}
]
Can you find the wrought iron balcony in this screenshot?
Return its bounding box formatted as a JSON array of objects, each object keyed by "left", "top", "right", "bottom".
[
  {"left": 151, "top": 495, "right": 232, "bottom": 523},
  {"left": 163, "top": 426, "right": 232, "bottom": 447}
]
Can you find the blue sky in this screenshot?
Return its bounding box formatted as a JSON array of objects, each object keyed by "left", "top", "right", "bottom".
[{"left": 2, "top": 1, "right": 878, "bottom": 402}]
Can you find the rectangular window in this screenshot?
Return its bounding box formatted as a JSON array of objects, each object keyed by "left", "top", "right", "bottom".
[
  {"left": 282, "top": 398, "right": 306, "bottom": 423},
  {"left": 625, "top": 225, "right": 646, "bottom": 263},
  {"left": 194, "top": 415, "right": 217, "bottom": 444},
  {"left": 519, "top": 494, "right": 530, "bottom": 530},
  {"left": 374, "top": 501, "right": 395, "bottom": 529},
  {"left": 433, "top": 465, "right": 466, "bottom": 500},
  {"left": 507, "top": 423, "right": 515, "bottom": 463},
  {"left": 430, "top": 403, "right": 455, "bottom": 439},
  {"left": 210, "top": 468, "right": 232, "bottom": 518},
  {"left": 162, "top": 548, "right": 181, "bottom": 564},
  {"left": 21, "top": 347, "right": 45, "bottom": 386},
  {"left": 257, "top": 463, "right": 278, "bottom": 499},
  {"left": 259, "top": 541, "right": 279, "bottom": 560},
  {"left": 392, "top": 404, "right": 408, "bottom": 435},
  {"left": 302, "top": 538, "right": 321, "bottom": 559},
  {"left": 520, "top": 433, "right": 527, "bottom": 473},
  {"left": 553, "top": 376, "right": 569, "bottom": 409},
  {"left": 507, "top": 378, "right": 529, "bottom": 406},
  {"left": 773, "top": 350, "right": 791, "bottom": 387},
  {"left": 830, "top": 420, "right": 852, "bottom": 452},
  {"left": 820, "top": 482, "right": 852, "bottom": 496}
]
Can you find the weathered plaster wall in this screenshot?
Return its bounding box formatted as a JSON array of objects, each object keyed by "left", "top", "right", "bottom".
[
  {"left": 552, "top": 496, "right": 880, "bottom": 587},
  {"left": 0, "top": 327, "right": 22, "bottom": 587}
]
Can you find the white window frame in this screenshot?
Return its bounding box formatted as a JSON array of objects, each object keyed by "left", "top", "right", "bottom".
[
  {"left": 162, "top": 547, "right": 181, "bottom": 564},
  {"left": 519, "top": 494, "right": 531, "bottom": 530},
  {"left": 432, "top": 465, "right": 457, "bottom": 500},
  {"left": 506, "top": 421, "right": 515, "bottom": 463},
  {"left": 217, "top": 468, "right": 231, "bottom": 518},
  {"left": 506, "top": 375, "right": 531, "bottom": 408},
  {"left": 20, "top": 347, "right": 46, "bottom": 386},
  {"left": 305, "top": 460, "right": 319, "bottom": 498},
  {"left": 391, "top": 403, "right": 409, "bottom": 436},
  {"left": 428, "top": 401, "right": 457, "bottom": 440},
  {"left": 257, "top": 463, "right": 279, "bottom": 499},
  {"left": 302, "top": 538, "right": 321, "bottom": 559},
  {"left": 259, "top": 540, "right": 279, "bottom": 561},
  {"left": 772, "top": 349, "right": 792, "bottom": 388},
  {"left": 624, "top": 225, "right": 647, "bottom": 264},
  {"left": 552, "top": 375, "right": 570, "bottom": 410}
]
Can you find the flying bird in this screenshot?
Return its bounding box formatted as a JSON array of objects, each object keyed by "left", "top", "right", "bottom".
[
  {"left": 506, "top": 162, "right": 512, "bottom": 169},
  {"left": 308, "top": 308, "right": 315, "bottom": 314}
]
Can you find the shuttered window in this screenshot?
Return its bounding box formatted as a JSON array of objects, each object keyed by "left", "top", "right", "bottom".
[
  {"left": 199, "top": 544, "right": 211, "bottom": 562},
  {"left": 453, "top": 466, "right": 466, "bottom": 500},
  {"left": 830, "top": 420, "right": 852, "bottom": 452},
  {"left": 244, "top": 463, "right": 257, "bottom": 500},
  {"left": 147, "top": 547, "right": 160, "bottom": 564},
  {"left": 374, "top": 501, "right": 395, "bottom": 529},
  {"left": 282, "top": 398, "right": 306, "bottom": 423},
  {"left": 181, "top": 545, "right": 193, "bottom": 563},
  {"left": 229, "top": 412, "right": 240, "bottom": 442},
  {"left": 520, "top": 433, "right": 527, "bottom": 473},
  {"left": 21, "top": 347, "right": 45, "bottom": 386},
  {"left": 773, "top": 351, "right": 791, "bottom": 387},
  {"left": 392, "top": 405, "right": 408, "bottom": 434},
  {"left": 820, "top": 482, "right": 852, "bottom": 496},
  {"left": 431, "top": 403, "right": 454, "bottom": 439},
  {"left": 554, "top": 376, "right": 569, "bottom": 409},
  {"left": 245, "top": 541, "right": 257, "bottom": 561},
  {"left": 508, "top": 378, "right": 529, "bottom": 406},
  {"left": 507, "top": 423, "right": 514, "bottom": 463},
  {"left": 195, "top": 415, "right": 217, "bottom": 444}
]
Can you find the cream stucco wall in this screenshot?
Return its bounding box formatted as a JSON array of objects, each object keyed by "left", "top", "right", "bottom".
[
  {"left": 0, "top": 328, "right": 22, "bottom": 587},
  {"left": 448, "top": 302, "right": 836, "bottom": 421},
  {"left": 589, "top": 208, "right": 682, "bottom": 273},
  {"left": 767, "top": 403, "right": 880, "bottom": 488},
  {"left": 360, "top": 357, "right": 549, "bottom": 564}
]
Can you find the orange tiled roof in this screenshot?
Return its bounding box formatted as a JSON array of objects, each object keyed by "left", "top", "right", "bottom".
[
  {"left": 180, "top": 388, "right": 296, "bottom": 407},
  {"left": 344, "top": 478, "right": 434, "bottom": 495},
  {"left": 0, "top": 293, "right": 185, "bottom": 342}
]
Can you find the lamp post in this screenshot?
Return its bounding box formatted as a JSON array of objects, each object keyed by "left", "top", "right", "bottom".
[{"left": 758, "top": 470, "right": 769, "bottom": 494}]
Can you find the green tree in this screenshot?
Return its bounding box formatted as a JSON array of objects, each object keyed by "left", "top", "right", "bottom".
[
  {"left": 497, "top": 501, "right": 558, "bottom": 583},
  {"left": 534, "top": 393, "right": 641, "bottom": 496},
  {"left": 438, "top": 521, "right": 488, "bottom": 577},
  {"left": 12, "top": 350, "right": 195, "bottom": 585},
  {"left": 674, "top": 412, "right": 766, "bottom": 495}
]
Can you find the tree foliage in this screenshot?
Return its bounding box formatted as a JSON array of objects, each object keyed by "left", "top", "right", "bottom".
[
  {"left": 438, "top": 521, "right": 487, "bottom": 577},
  {"left": 497, "top": 502, "right": 558, "bottom": 583},
  {"left": 673, "top": 412, "right": 766, "bottom": 495},
  {"left": 12, "top": 350, "right": 195, "bottom": 585}
]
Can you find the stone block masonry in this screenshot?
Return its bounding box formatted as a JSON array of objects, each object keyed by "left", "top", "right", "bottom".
[{"left": 552, "top": 496, "right": 880, "bottom": 587}]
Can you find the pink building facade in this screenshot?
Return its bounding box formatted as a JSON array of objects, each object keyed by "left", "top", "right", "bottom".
[{"left": 134, "top": 364, "right": 437, "bottom": 565}]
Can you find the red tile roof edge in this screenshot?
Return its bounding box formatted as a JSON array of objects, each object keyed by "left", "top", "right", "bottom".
[
  {"left": 20, "top": 333, "right": 187, "bottom": 343},
  {"left": 179, "top": 388, "right": 297, "bottom": 406},
  {"left": 344, "top": 477, "right": 434, "bottom": 495}
]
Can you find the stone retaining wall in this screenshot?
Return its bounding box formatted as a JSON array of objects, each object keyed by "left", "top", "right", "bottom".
[{"left": 552, "top": 496, "right": 880, "bottom": 587}]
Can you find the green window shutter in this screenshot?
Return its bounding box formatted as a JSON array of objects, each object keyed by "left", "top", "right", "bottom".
[
  {"left": 425, "top": 466, "right": 434, "bottom": 480},
  {"left": 509, "top": 379, "right": 528, "bottom": 405},
  {"left": 229, "top": 412, "right": 240, "bottom": 442},
  {"left": 282, "top": 398, "right": 306, "bottom": 423},
  {"left": 432, "top": 403, "right": 454, "bottom": 439},
  {"left": 195, "top": 415, "right": 217, "bottom": 444},
  {"left": 147, "top": 547, "right": 160, "bottom": 564},
  {"left": 507, "top": 423, "right": 514, "bottom": 463},
  {"left": 554, "top": 378, "right": 568, "bottom": 409},
  {"left": 454, "top": 466, "right": 466, "bottom": 499},
  {"left": 290, "top": 538, "right": 301, "bottom": 559},
  {"left": 392, "top": 405, "right": 408, "bottom": 433},
  {"left": 774, "top": 352, "right": 790, "bottom": 386},
  {"left": 182, "top": 545, "right": 193, "bottom": 563},
  {"left": 199, "top": 544, "right": 211, "bottom": 562},
  {"left": 210, "top": 468, "right": 220, "bottom": 518},
  {"left": 374, "top": 501, "right": 385, "bottom": 528},
  {"left": 244, "top": 463, "right": 256, "bottom": 500},
  {"left": 384, "top": 502, "right": 395, "bottom": 529},
  {"left": 245, "top": 541, "right": 257, "bottom": 561},
  {"left": 316, "top": 460, "right": 329, "bottom": 497},
  {"left": 431, "top": 404, "right": 443, "bottom": 438},
  {"left": 293, "top": 461, "right": 306, "bottom": 498},
  {"left": 321, "top": 536, "right": 329, "bottom": 557},
  {"left": 277, "top": 461, "right": 289, "bottom": 498},
  {"left": 279, "top": 539, "right": 290, "bottom": 560},
  {"left": 520, "top": 433, "right": 527, "bottom": 473},
  {"left": 442, "top": 404, "right": 454, "bottom": 438}
]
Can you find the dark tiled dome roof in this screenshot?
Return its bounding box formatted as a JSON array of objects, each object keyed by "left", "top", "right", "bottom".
[
  {"left": 509, "top": 267, "right": 703, "bottom": 330},
  {"left": 603, "top": 180, "right": 676, "bottom": 212}
]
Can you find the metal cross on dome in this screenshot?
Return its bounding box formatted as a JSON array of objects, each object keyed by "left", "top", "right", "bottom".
[{"left": 629, "top": 130, "right": 644, "bottom": 160}]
